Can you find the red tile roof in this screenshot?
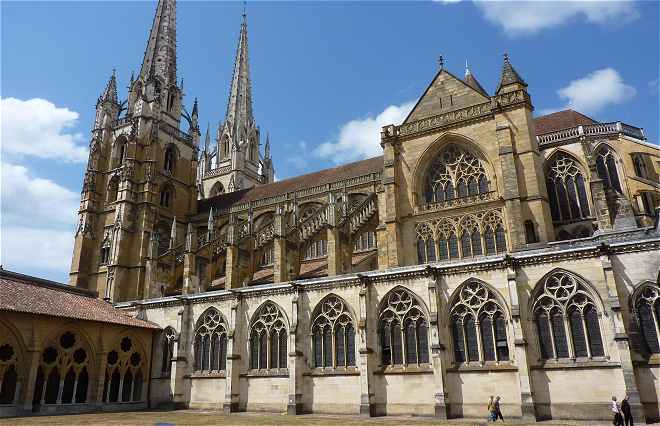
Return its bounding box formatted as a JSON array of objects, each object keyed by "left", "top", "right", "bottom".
[
  {"left": 200, "top": 156, "right": 383, "bottom": 211},
  {"left": 534, "top": 109, "right": 597, "bottom": 135},
  {"left": 0, "top": 269, "right": 159, "bottom": 329}
]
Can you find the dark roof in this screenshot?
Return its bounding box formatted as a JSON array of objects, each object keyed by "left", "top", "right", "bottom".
[
  {"left": 464, "top": 73, "right": 489, "bottom": 97},
  {"left": 200, "top": 156, "right": 383, "bottom": 211},
  {"left": 534, "top": 110, "right": 597, "bottom": 135},
  {"left": 0, "top": 269, "right": 159, "bottom": 329}
]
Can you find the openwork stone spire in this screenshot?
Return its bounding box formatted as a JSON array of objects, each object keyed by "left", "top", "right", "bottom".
[
  {"left": 224, "top": 12, "right": 254, "bottom": 140},
  {"left": 139, "top": 0, "right": 177, "bottom": 86},
  {"left": 496, "top": 53, "right": 527, "bottom": 94},
  {"left": 100, "top": 69, "right": 119, "bottom": 104}
]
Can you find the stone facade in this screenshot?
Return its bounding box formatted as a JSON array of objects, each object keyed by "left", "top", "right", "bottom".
[{"left": 60, "top": 0, "right": 660, "bottom": 421}]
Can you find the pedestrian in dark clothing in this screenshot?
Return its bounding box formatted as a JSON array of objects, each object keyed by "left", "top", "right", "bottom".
[
  {"left": 612, "top": 396, "right": 623, "bottom": 426},
  {"left": 621, "top": 395, "right": 633, "bottom": 426},
  {"left": 494, "top": 396, "right": 504, "bottom": 422}
]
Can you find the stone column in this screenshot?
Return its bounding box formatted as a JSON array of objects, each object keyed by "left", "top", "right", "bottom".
[
  {"left": 182, "top": 224, "right": 198, "bottom": 294},
  {"left": 327, "top": 192, "right": 348, "bottom": 277},
  {"left": 506, "top": 263, "right": 536, "bottom": 420},
  {"left": 426, "top": 267, "right": 449, "bottom": 418},
  {"left": 495, "top": 124, "right": 525, "bottom": 249},
  {"left": 357, "top": 276, "right": 375, "bottom": 416},
  {"left": 93, "top": 325, "right": 108, "bottom": 407},
  {"left": 379, "top": 126, "right": 402, "bottom": 268},
  {"left": 224, "top": 296, "right": 241, "bottom": 413},
  {"left": 273, "top": 206, "right": 288, "bottom": 283},
  {"left": 600, "top": 248, "right": 644, "bottom": 421},
  {"left": 225, "top": 215, "right": 242, "bottom": 289},
  {"left": 21, "top": 340, "right": 42, "bottom": 411},
  {"left": 287, "top": 292, "right": 303, "bottom": 415},
  {"left": 145, "top": 232, "right": 161, "bottom": 299},
  {"left": 172, "top": 300, "right": 193, "bottom": 409}
]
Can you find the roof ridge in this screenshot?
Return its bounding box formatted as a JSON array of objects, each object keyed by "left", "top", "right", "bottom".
[{"left": 0, "top": 269, "right": 97, "bottom": 298}]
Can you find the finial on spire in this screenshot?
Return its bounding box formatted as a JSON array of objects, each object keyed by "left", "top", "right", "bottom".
[
  {"left": 264, "top": 132, "right": 271, "bottom": 159},
  {"left": 243, "top": 0, "right": 247, "bottom": 17},
  {"left": 496, "top": 52, "right": 527, "bottom": 95},
  {"left": 465, "top": 59, "right": 470, "bottom": 77},
  {"left": 192, "top": 97, "right": 199, "bottom": 117},
  {"left": 139, "top": 0, "right": 177, "bottom": 86},
  {"left": 100, "top": 69, "right": 119, "bottom": 105},
  {"left": 204, "top": 123, "right": 211, "bottom": 152},
  {"left": 437, "top": 55, "right": 444, "bottom": 70},
  {"left": 503, "top": 52, "right": 509, "bottom": 62}
]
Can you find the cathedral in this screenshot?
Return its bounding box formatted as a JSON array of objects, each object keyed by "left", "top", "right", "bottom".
[{"left": 2, "top": 0, "right": 660, "bottom": 420}]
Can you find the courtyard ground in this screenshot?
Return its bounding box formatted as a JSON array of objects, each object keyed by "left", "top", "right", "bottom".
[{"left": 0, "top": 410, "right": 625, "bottom": 426}]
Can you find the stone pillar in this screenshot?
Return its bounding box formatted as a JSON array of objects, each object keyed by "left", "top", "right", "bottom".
[
  {"left": 357, "top": 276, "right": 375, "bottom": 416},
  {"left": 495, "top": 123, "right": 525, "bottom": 249},
  {"left": 273, "top": 206, "right": 288, "bottom": 283},
  {"left": 225, "top": 246, "right": 240, "bottom": 289},
  {"left": 173, "top": 300, "right": 193, "bottom": 409},
  {"left": 224, "top": 297, "right": 241, "bottom": 413},
  {"left": 93, "top": 325, "right": 108, "bottom": 407},
  {"left": 21, "top": 342, "right": 42, "bottom": 411},
  {"left": 327, "top": 192, "right": 348, "bottom": 277},
  {"left": 426, "top": 267, "right": 449, "bottom": 418},
  {"left": 379, "top": 127, "right": 402, "bottom": 268},
  {"left": 507, "top": 264, "right": 536, "bottom": 420},
  {"left": 145, "top": 232, "right": 160, "bottom": 299},
  {"left": 600, "top": 248, "right": 644, "bottom": 421},
  {"left": 287, "top": 292, "right": 303, "bottom": 415}
]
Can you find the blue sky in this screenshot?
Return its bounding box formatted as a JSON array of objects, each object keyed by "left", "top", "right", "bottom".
[{"left": 1, "top": 0, "right": 658, "bottom": 282}]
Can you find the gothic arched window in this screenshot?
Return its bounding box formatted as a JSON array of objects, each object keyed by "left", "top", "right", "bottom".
[
  {"left": 415, "top": 223, "right": 436, "bottom": 264},
  {"left": 546, "top": 153, "right": 591, "bottom": 222},
  {"left": 99, "top": 233, "right": 111, "bottom": 266},
  {"left": 304, "top": 239, "right": 327, "bottom": 260},
  {"left": 249, "top": 302, "right": 288, "bottom": 370},
  {"left": 160, "top": 186, "right": 174, "bottom": 208},
  {"left": 161, "top": 327, "right": 176, "bottom": 376},
  {"left": 107, "top": 176, "right": 119, "bottom": 203},
  {"left": 33, "top": 331, "right": 90, "bottom": 405},
  {"left": 193, "top": 308, "right": 227, "bottom": 372},
  {"left": 210, "top": 182, "right": 225, "bottom": 197},
  {"left": 0, "top": 343, "right": 18, "bottom": 405},
  {"left": 379, "top": 288, "right": 430, "bottom": 367},
  {"left": 424, "top": 144, "right": 490, "bottom": 204},
  {"left": 311, "top": 295, "right": 356, "bottom": 368},
  {"left": 632, "top": 154, "right": 649, "bottom": 179},
  {"left": 450, "top": 281, "right": 509, "bottom": 363},
  {"left": 164, "top": 146, "right": 176, "bottom": 175},
  {"left": 102, "top": 336, "right": 145, "bottom": 403},
  {"left": 633, "top": 283, "right": 660, "bottom": 355},
  {"left": 533, "top": 271, "right": 604, "bottom": 360},
  {"left": 458, "top": 216, "right": 482, "bottom": 258},
  {"left": 595, "top": 146, "right": 622, "bottom": 193}
]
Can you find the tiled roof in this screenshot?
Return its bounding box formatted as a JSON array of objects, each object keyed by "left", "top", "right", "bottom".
[
  {"left": 0, "top": 269, "right": 159, "bottom": 329},
  {"left": 534, "top": 109, "right": 597, "bottom": 135},
  {"left": 200, "top": 156, "right": 383, "bottom": 211}
]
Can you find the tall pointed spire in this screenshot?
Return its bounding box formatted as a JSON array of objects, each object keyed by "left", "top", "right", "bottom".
[
  {"left": 139, "top": 0, "right": 177, "bottom": 86},
  {"left": 100, "top": 69, "right": 119, "bottom": 104},
  {"left": 203, "top": 123, "right": 211, "bottom": 153},
  {"left": 264, "top": 132, "right": 271, "bottom": 159},
  {"left": 224, "top": 11, "right": 254, "bottom": 138},
  {"left": 496, "top": 53, "right": 527, "bottom": 94},
  {"left": 463, "top": 60, "right": 488, "bottom": 97}
]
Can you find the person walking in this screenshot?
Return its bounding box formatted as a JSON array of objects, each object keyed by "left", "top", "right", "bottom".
[
  {"left": 612, "top": 396, "right": 623, "bottom": 426},
  {"left": 487, "top": 396, "right": 496, "bottom": 422},
  {"left": 494, "top": 396, "right": 504, "bottom": 422},
  {"left": 621, "top": 394, "right": 633, "bottom": 426}
]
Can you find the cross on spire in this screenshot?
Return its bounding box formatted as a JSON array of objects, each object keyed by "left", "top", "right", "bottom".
[{"left": 437, "top": 55, "right": 444, "bottom": 70}]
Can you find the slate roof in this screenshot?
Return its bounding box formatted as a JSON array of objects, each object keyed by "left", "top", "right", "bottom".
[
  {"left": 534, "top": 109, "right": 597, "bottom": 135},
  {"left": 0, "top": 269, "right": 159, "bottom": 329}
]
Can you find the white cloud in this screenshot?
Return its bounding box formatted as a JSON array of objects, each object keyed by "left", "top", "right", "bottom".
[
  {"left": 1, "top": 97, "right": 88, "bottom": 163},
  {"left": 316, "top": 101, "right": 415, "bottom": 164},
  {"left": 439, "top": 0, "right": 639, "bottom": 36},
  {"left": 555, "top": 68, "right": 636, "bottom": 114},
  {"left": 1, "top": 162, "right": 78, "bottom": 275}
]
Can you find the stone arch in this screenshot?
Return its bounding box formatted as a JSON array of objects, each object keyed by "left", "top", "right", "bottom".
[
  {"left": 249, "top": 300, "right": 290, "bottom": 329},
  {"left": 112, "top": 135, "right": 129, "bottom": 168},
  {"left": 593, "top": 142, "right": 626, "bottom": 194},
  {"left": 210, "top": 182, "right": 225, "bottom": 197},
  {"left": 159, "top": 181, "right": 176, "bottom": 208},
  {"left": 448, "top": 278, "right": 511, "bottom": 319},
  {"left": 411, "top": 132, "right": 498, "bottom": 206},
  {"left": 248, "top": 301, "right": 289, "bottom": 370},
  {"left": 0, "top": 319, "right": 27, "bottom": 405},
  {"left": 310, "top": 294, "right": 358, "bottom": 368},
  {"left": 544, "top": 150, "right": 592, "bottom": 223},
  {"left": 311, "top": 293, "right": 357, "bottom": 324},
  {"left": 529, "top": 268, "right": 605, "bottom": 315},
  {"left": 163, "top": 143, "right": 179, "bottom": 175},
  {"left": 377, "top": 285, "right": 431, "bottom": 327}
]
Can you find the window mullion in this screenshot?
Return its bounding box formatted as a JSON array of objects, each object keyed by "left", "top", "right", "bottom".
[
  {"left": 581, "top": 313, "right": 591, "bottom": 358},
  {"left": 475, "top": 319, "right": 484, "bottom": 363},
  {"left": 547, "top": 315, "right": 557, "bottom": 359},
  {"left": 331, "top": 326, "right": 336, "bottom": 368},
  {"left": 651, "top": 303, "right": 660, "bottom": 348},
  {"left": 491, "top": 319, "right": 498, "bottom": 362},
  {"left": 564, "top": 315, "right": 575, "bottom": 359}
]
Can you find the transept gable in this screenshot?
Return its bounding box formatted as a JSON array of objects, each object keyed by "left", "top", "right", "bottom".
[{"left": 403, "top": 69, "right": 490, "bottom": 125}]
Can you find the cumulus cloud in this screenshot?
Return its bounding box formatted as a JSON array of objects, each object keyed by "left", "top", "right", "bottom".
[
  {"left": 1, "top": 97, "right": 88, "bottom": 163},
  {"left": 552, "top": 68, "right": 636, "bottom": 115},
  {"left": 1, "top": 162, "right": 78, "bottom": 275},
  {"left": 438, "top": 0, "right": 639, "bottom": 36},
  {"left": 316, "top": 101, "right": 415, "bottom": 164}
]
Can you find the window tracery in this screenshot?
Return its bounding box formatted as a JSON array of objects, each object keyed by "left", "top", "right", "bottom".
[
  {"left": 424, "top": 144, "right": 490, "bottom": 204},
  {"left": 595, "top": 146, "right": 622, "bottom": 193},
  {"left": 163, "top": 146, "right": 176, "bottom": 175},
  {"left": 379, "top": 288, "right": 430, "bottom": 367},
  {"left": 416, "top": 210, "right": 506, "bottom": 264},
  {"left": 533, "top": 271, "right": 604, "bottom": 360},
  {"left": 311, "top": 296, "right": 356, "bottom": 368},
  {"left": 107, "top": 176, "right": 119, "bottom": 203},
  {"left": 102, "top": 336, "right": 145, "bottom": 403},
  {"left": 633, "top": 282, "right": 660, "bottom": 355},
  {"left": 161, "top": 327, "right": 176, "bottom": 376},
  {"left": 33, "top": 331, "right": 90, "bottom": 405},
  {"left": 450, "top": 281, "right": 509, "bottom": 363},
  {"left": 193, "top": 308, "right": 227, "bottom": 372},
  {"left": 249, "top": 302, "right": 287, "bottom": 370},
  {"left": 546, "top": 153, "right": 591, "bottom": 222}
]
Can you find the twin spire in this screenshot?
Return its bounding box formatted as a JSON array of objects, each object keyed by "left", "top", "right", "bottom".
[
  {"left": 224, "top": 12, "right": 254, "bottom": 138},
  {"left": 140, "top": 0, "right": 178, "bottom": 86}
]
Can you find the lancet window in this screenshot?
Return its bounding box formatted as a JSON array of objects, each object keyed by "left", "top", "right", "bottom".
[
  {"left": 0, "top": 343, "right": 18, "bottom": 405},
  {"left": 632, "top": 154, "right": 649, "bottom": 179},
  {"left": 160, "top": 186, "right": 174, "bottom": 208},
  {"left": 33, "top": 331, "right": 90, "bottom": 405},
  {"left": 416, "top": 210, "right": 506, "bottom": 264},
  {"left": 311, "top": 296, "right": 356, "bottom": 368},
  {"left": 102, "top": 336, "right": 145, "bottom": 403},
  {"left": 163, "top": 146, "right": 176, "bottom": 175},
  {"left": 595, "top": 146, "right": 622, "bottom": 193},
  {"left": 249, "top": 302, "right": 288, "bottom": 370},
  {"left": 379, "top": 288, "right": 430, "bottom": 367},
  {"left": 193, "top": 308, "right": 228, "bottom": 372},
  {"left": 533, "top": 271, "right": 604, "bottom": 360},
  {"left": 354, "top": 231, "right": 376, "bottom": 252},
  {"left": 304, "top": 239, "right": 327, "bottom": 260},
  {"left": 546, "top": 153, "right": 591, "bottom": 222},
  {"left": 633, "top": 283, "right": 660, "bottom": 355},
  {"left": 161, "top": 327, "right": 176, "bottom": 376},
  {"left": 450, "top": 281, "right": 509, "bottom": 363},
  {"left": 424, "top": 144, "right": 490, "bottom": 204},
  {"left": 107, "top": 176, "right": 119, "bottom": 203}
]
